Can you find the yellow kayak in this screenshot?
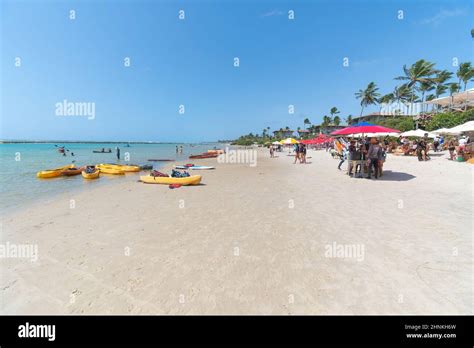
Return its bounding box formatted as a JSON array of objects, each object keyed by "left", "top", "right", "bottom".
[
  {"left": 37, "top": 164, "right": 74, "bottom": 178},
  {"left": 99, "top": 163, "right": 140, "bottom": 172},
  {"left": 140, "top": 175, "right": 202, "bottom": 185},
  {"left": 82, "top": 167, "right": 100, "bottom": 179},
  {"left": 96, "top": 165, "right": 125, "bottom": 175}
]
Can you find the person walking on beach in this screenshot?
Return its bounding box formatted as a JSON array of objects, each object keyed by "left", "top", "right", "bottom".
[
  {"left": 301, "top": 144, "right": 307, "bottom": 163},
  {"left": 293, "top": 143, "right": 300, "bottom": 164},
  {"left": 448, "top": 139, "right": 456, "bottom": 160},
  {"left": 367, "top": 138, "right": 382, "bottom": 179},
  {"left": 338, "top": 146, "right": 348, "bottom": 171},
  {"left": 269, "top": 145, "right": 274, "bottom": 158},
  {"left": 116, "top": 146, "right": 120, "bottom": 160}
]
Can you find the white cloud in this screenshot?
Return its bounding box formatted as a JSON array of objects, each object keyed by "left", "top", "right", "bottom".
[{"left": 421, "top": 8, "right": 467, "bottom": 25}]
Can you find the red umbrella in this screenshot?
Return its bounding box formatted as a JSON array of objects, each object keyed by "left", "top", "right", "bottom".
[{"left": 331, "top": 122, "right": 400, "bottom": 136}]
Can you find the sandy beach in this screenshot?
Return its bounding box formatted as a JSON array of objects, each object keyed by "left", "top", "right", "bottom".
[{"left": 0, "top": 148, "right": 472, "bottom": 314}]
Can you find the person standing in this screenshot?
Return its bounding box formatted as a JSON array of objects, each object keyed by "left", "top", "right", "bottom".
[
  {"left": 448, "top": 139, "right": 456, "bottom": 160},
  {"left": 293, "top": 143, "right": 300, "bottom": 164},
  {"left": 338, "top": 146, "right": 348, "bottom": 170},
  {"left": 269, "top": 145, "right": 274, "bottom": 158},
  {"left": 367, "top": 138, "right": 382, "bottom": 179},
  {"left": 116, "top": 146, "right": 120, "bottom": 160},
  {"left": 301, "top": 144, "right": 307, "bottom": 163},
  {"left": 433, "top": 135, "right": 440, "bottom": 152}
]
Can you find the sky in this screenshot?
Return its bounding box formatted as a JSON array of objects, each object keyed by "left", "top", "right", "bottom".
[{"left": 1, "top": 0, "right": 473, "bottom": 142}]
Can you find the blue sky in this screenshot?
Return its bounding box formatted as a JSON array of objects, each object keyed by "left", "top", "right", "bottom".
[{"left": 1, "top": 0, "right": 472, "bottom": 142}]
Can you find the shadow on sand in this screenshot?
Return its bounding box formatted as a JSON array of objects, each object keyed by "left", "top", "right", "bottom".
[{"left": 381, "top": 170, "right": 416, "bottom": 181}]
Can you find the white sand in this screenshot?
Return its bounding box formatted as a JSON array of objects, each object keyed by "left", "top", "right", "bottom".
[{"left": 0, "top": 148, "right": 472, "bottom": 314}]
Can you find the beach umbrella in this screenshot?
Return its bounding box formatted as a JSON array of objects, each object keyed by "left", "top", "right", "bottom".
[
  {"left": 331, "top": 122, "right": 400, "bottom": 136},
  {"left": 446, "top": 121, "right": 474, "bottom": 134},
  {"left": 432, "top": 128, "right": 457, "bottom": 135},
  {"left": 279, "top": 138, "right": 299, "bottom": 145},
  {"left": 400, "top": 129, "right": 436, "bottom": 138},
  {"left": 272, "top": 141, "right": 281, "bottom": 145}
]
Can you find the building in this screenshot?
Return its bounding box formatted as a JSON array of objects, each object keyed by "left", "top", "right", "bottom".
[
  {"left": 297, "top": 129, "right": 310, "bottom": 137},
  {"left": 349, "top": 112, "right": 414, "bottom": 126}
]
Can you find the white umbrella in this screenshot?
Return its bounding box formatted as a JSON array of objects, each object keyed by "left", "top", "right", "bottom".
[
  {"left": 400, "top": 129, "right": 436, "bottom": 138},
  {"left": 272, "top": 141, "right": 281, "bottom": 145},
  {"left": 447, "top": 121, "right": 474, "bottom": 134},
  {"left": 432, "top": 127, "right": 459, "bottom": 135}
]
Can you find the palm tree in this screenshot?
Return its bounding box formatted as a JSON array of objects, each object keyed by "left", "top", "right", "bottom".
[
  {"left": 355, "top": 82, "right": 380, "bottom": 116},
  {"left": 345, "top": 114, "right": 353, "bottom": 125},
  {"left": 418, "top": 80, "right": 435, "bottom": 113},
  {"left": 303, "top": 118, "right": 311, "bottom": 129},
  {"left": 329, "top": 107, "right": 340, "bottom": 120},
  {"left": 457, "top": 62, "right": 474, "bottom": 91},
  {"left": 322, "top": 115, "right": 331, "bottom": 127},
  {"left": 395, "top": 59, "right": 437, "bottom": 114},
  {"left": 379, "top": 93, "right": 394, "bottom": 104},
  {"left": 333, "top": 116, "right": 341, "bottom": 126},
  {"left": 448, "top": 82, "right": 460, "bottom": 110}
]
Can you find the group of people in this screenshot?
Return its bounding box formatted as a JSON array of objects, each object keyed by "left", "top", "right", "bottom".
[
  {"left": 293, "top": 143, "right": 307, "bottom": 164},
  {"left": 337, "top": 137, "right": 387, "bottom": 179},
  {"left": 176, "top": 145, "right": 184, "bottom": 154},
  {"left": 397, "top": 135, "right": 431, "bottom": 161}
]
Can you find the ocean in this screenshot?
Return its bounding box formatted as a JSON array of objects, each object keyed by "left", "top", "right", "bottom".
[{"left": 0, "top": 142, "right": 220, "bottom": 213}]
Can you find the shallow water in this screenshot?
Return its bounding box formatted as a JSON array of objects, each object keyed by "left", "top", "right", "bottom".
[{"left": 0, "top": 142, "right": 219, "bottom": 213}]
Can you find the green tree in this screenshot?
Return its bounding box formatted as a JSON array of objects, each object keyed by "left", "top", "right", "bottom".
[
  {"left": 322, "top": 115, "right": 331, "bottom": 127},
  {"left": 345, "top": 114, "right": 353, "bottom": 125},
  {"left": 303, "top": 118, "right": 311, "bottom": 129},
  {"left": 456, "top": 62, "right": 474, "bottom": 91},
  {"left": 333, "top": 116, "right": 341, "bottom": 126},
  {"left": 330, "top": 107, "right": 340, "bottom": 120},
  {"left": 355, "top": 82, "right": 380, "bottom": 116},
  {"left": 395, "top": 59, "right": 437, "bottom": 111}
]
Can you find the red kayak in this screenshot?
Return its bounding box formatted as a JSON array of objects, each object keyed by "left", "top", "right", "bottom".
[{"left": 189, "top": 153, "right": 219, "bottom": 159}]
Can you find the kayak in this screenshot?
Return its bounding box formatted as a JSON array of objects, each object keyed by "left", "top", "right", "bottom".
[
  {"left": 147, "top": 159, "right": 174, "bottom": 162},
  {"left": 93, "top": 150, "right": 112, "bottom": 153},
  {"left": 175, "top": 165, "right": 215, "bottom": 170},
  {"left": 61, "top": 166, "right": 84, "bottom": 176},
  {"left": 207, "top": 149, "right": 224, "bottom": 154},
  {"left": 81, "top": 167, "right": 100, "bottom": 179},
  {"left": 189, "top": 153, "right": 218, "bottom": 159},
  {"left": 99, "top": 163, "right": 140, "bottom": 172},
  {"left": 140, "top": 175, "right": 202, "bottom": 185},
  {"left": 96, "top": 165, "right": 125, "bottom": 175},
  {"left": 139, "top": 164, "right": 153, "bottom": 170},
  {"left": 37, "top": 164, "right": 74, "bottom": 178}
]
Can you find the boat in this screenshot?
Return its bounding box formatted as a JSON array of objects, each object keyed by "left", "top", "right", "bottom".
[
  {"left": 99, "top": 163, "right": 140, "bottom": 172},
  {"left": 189, "top": 153, "right": 219, "bottom": 159},
  {"left": 147, "top": 159, "right": 174, "bottom": 162},
  {"left": 139, "top": 164, "right": 153, "bottom": 170},
  {"left": 175, "top": 165, "right": 215, "bottom": 170},
  {"left": 36, "top": 164, "right": 74, "bottom": 178},
  {"left": 207, "top": 149, "right": 224, "bottom": 154},
  {"left": 81, "top": 166, "right": 100, "bottom": 179},
  {"left": 140, "top": 175, "right": 202, "bottom": 185},
  {"left": 61, "top": 166, "right": 85, "bottom": 176},
  {"left": 96, "top": 164, "right": 125, "bottom": 175},
  {"left": 93, "top": 150, "right": 112, "bottom": 153}
]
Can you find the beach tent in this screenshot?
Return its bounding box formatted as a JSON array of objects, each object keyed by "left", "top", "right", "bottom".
[
  {"left": 446, "top": 121, "right": 474, "bottom": 134},
  {"left": 279, "top": 138, "right": 299, "bottom": 145},
  {"left": 331, "top": 122, "right": 400, "bottom": 136},
  {"left": 400, "top": 129, "right": 436, "bottom": 138}
]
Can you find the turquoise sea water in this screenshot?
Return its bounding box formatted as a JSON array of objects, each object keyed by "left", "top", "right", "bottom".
[{"left": 0, "top": 143, "right": 218, "bottom": 213}]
